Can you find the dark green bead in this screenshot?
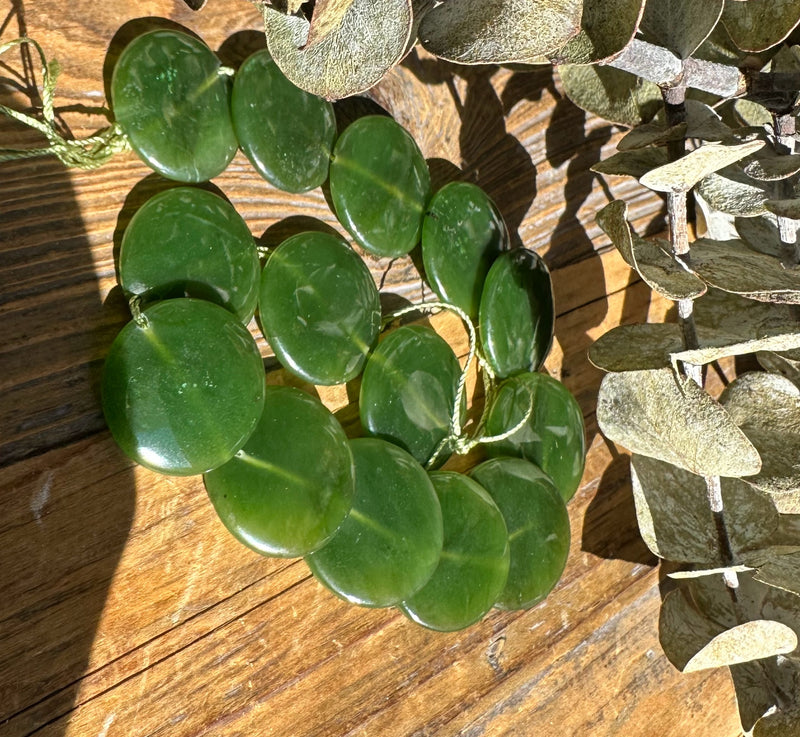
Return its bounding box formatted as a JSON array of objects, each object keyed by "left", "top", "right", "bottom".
[
  {"left": 203, "top": 385, "right": 354, "bottom": 557},
  {"left": 483, "top": 372, "right": 586, "bottom": 502},
  {"left": 258, "top": 231, "right": 380, "bottom": 385},
  {"left": 422, "top": 182, "right": 509, "bottom": 318},
  {"left": 111, "top": 29, "right": 237, "bottom": 182},
  {"left": 231, "top": 49, "right": 336, "bottom": 193},
  {"left": 119, "top": 187, "right": 260, "bottom": 322},
  {"left": 399, "top": 472, "right": 510, "bottom": 631},
  {"left": 479, "top": 248, "right": 554, "bottom": 379},
  {"left": 305, "top": 438, "right": 443, "bottom": 607},
  {"left": 102, "top": 299, "right": 265, "bottom": 476},
  {"left": 470, "top": 457, "right": 570, "bottom": 610},
  {"left": 330, "top": 115, "right": 431, "bottom": 258},
  {"left": 359, "top": 325, "right": 462, "bottom": 467}
]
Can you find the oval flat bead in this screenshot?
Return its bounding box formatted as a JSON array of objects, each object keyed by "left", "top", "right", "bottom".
[
  {"left": 399, "top": 471, "right": 510, "bottom": 631},
  {"left": 119, "top": 187, "right": 260, "bottom": 322},
  {"left": 330, "top": 115, "right": 431, "bottom": 258},
  {"left": 359, "top": 325, "right": 461, "bottom": 467},
  {"left": 470, "top": 457, "right": 570, "bottom": 610},
  {"left": 231, "top": 49, "right": 336, "bottom": 193},
  {"left": 422, "top": 182, "right": 509, "bottom": 318},
  {"left": 204, "top": 385, "right": 354, "bottom": 557},
  {"left": 479, "top": 248, "right": 555, "bottom": 379},
  {"left": 258, "top": 231, "right": 380, "bottom": 385},
  {"left": 102, "top": 299, "right": 265, "bottom": 476},
  {"left": 305, "top": 438, "right": 443, "bottom": 607},
  {"left": 483, "top": 372, "right": 586, "bottom": 502},
  {"left": 111, "top": 29, "right": 238, "bottom": 182}
]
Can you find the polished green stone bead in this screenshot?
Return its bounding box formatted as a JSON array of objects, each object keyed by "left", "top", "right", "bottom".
[
  {"left": 119, "top": 187, "right": 260, "bottom": 322},
  {"left": 483, "top": 372, "right": 586, "bottom": 502},
  {"left": 203, "top": 385, "right": 354, "bottom": 557},
  {"left": 470, "top": 457, "right": 570, "bottom": 610},
  {"left": 231, "top": 49, "right": 336, "bottom": 193},
  {"left": 399, "top": 472, "right": 510, "bottom": 631},
  {"left": 111, "top": 29, "right": 238, "bottom": 182},
  {"left": 258, "top": 231, "right": 380, "bottom": 385},
  {"left": 330, "top": 115, "right": 431, "bottom": 258},
  {"left": 305, "top": 438, "right": 443, "bottom": 607},
  {"left": 359, "top": 325, "right": 461, "bottom": 467},
  {"left": 102, "top": 299, "right": 266, "bottom": 476},
  {"left": 421, "top": 182, "right": 509, "bottom": 318}
]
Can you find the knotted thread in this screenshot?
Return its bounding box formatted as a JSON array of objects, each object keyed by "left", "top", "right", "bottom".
[
  {"left": 381, "top": 301, "right": 534, "bottom": 469},
  {"left": 0, "top": 36, "right": 130, "bottom": 169}
]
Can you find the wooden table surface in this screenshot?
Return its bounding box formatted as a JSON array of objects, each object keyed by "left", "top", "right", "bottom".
[{"left": 0, "top": 2, "right": 743, "bottom": 735}]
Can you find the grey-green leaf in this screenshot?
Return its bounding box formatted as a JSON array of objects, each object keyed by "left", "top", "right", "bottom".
[
  {"left": 720, "top": 372, "right": 800, "bottom": 496},
  {"left": 639, "top": 140, "right": 766, "bottom": 193},
  {"left": 418, "top": 0, "right": 583, "bottom": 64},
  {"left": 660, "top": 588, "right": 797, "bottom": 673},
  {"left": 262, "top": 0, "right": 413, "bottom": 99},
  {"left": 596, "top": 367, "right": 761, "bottom": 477},
  {"left": 744, "top": 153, "right": 800, "bottom": 182},
  {"left": 630, "top": 454, "right": 778, "bottom": 564},
  {"left": 696, "top": 169, "right": 770, "bottom": 218},
  {"left": 639, "top": 0, "right": 724, "bottom": 59},
  {"left": 558, "top": 64, "right": 661, "bottom": 128},
  {"left": 691, "top": 238, "right": 800, "bottom": 303},
  {"left": 765, "top": 199, "right": 800, "bottom": 220},
  {"left": 590, "top": 147, "right": 669, "bottom": 179},
  {"left": 721, "top": 0, "right": 800, "bottom": 53},
  {"left": 735, "top": 215, "right": 796, "bottom": 261},
  {"left": 588, "top": 323, "right": 684, "bottom": 372},
  {"left": 596, "top": 200, "right": 707, "bottom": 300},
  {"left": 550, "top": 0, "right": 645, "bottom": 65}
]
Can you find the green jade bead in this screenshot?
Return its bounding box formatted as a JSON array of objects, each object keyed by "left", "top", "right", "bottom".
[
  {"left": 483, "top": 372, "right": 586, "bottom": 502},
  {"left": 258, "top": 231, "right": 381, "bottom": 385},
  {"left": 305, "top": 438, "right": 443, "bottom": 608},
  {"left": 204, "top": 385, "right": 355, "bottom": 557},
  {"left": 479, "top": 248, "right": 555, "bottom": 379},
  {"left": 421, "top": 182, "right": 509, "bottom": 318},
  {"left": 102, "top": 299, "right": 266, "bottom": 476},
  {"left": 231, "top": 49, "right": 336, "bottom": 193},
  {"left": 119, "top": 187, "right": 260, "bottom": 322},
  {"left": 111, "top": 29, "right": 238, "bottom": 182},
  {"left": 399, "top": 472, "right": 510, "bottom": 632},
  {"left": 330, "top": 115, "right": 431, "bottom": 258},
  {"left": 359, "top": 325, "right": 462, "bottom": 467},
  {"left": 470, "top": 457, "right": 570, "bottom": 610}
]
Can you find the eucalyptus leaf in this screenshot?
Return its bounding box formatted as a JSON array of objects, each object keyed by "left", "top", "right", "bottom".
[
  {"left": 692, "top": 288, "right": 800, "bottom": 342},
  {"left": 558, "top": 63, "right": 661, "bottom": 128},
  {"left": 720, "top": 372, "right": 800, "bottom": 496},
  {"left": 617, "top": 122, "right": 688, "bottom": 152},
  {"left": 757, "top": 350, "right": 800, "bottom": 388},
  {"left": 639, "top": 140, "right": 766, "bottom": 193},
  {"left": 744, "top": 153, "right": 800, "bottom": 182},
  {"left": 735, "top": 215, "right": 796, "bottom": 260},
  {"left": 639, "top": 0, "right": 724, "bottom": 59},
  {"left": 596, "top": 200, "right": 707, "bottom": 300},
  {"left": 418, "top": 0, "right": 583, "bottom": 64},
  {"left": 590, "top": 147, "right": 669, "bottom": 179},
  {"left": 660, "top": 588, "right": 797, "bottom": 673},
  {"left": 672, "top": 330, "right": 800, "bottom": 368},
  {"left": 721, "top": 0, "right": 800, "bottom": 53},
  {"left": 696, "top": 169, "right": 770, "bottom": 218},
  {"left": 596, "top": 368, "right": 762, "bottom": 478},
  {"left": 655, "top": 99, "right": 737, "bottom": 144},
  {"left": 731, "top": 98, "right": 774, "bottom": 128},
  {"left": 749, "top": 550, "right": 800, "bottom": 597},
  {"left": 686, "top": 620, "right": 797, "bottom": 672},
  {"left": 262, "top": 0, "right": 413, "bottom": 99},
  {"left": 588, "top": 323, "right": 684, "bottom": 372},
  {"left": 550, "top": 0, "right": 645, "bottom": 65},
  {"left": 630, "top": 454, "right": 778, "bottom": 564},
  {"left": 765, "top": 199, "right": 800, "bottom": 220},
  {"left": 691, "top": 238, "right": 800, "bottom": 303}
]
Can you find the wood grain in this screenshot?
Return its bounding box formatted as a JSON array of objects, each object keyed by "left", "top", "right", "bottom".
[{"left": 0, "top": 1, "right": 741, "bottom": 735}]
